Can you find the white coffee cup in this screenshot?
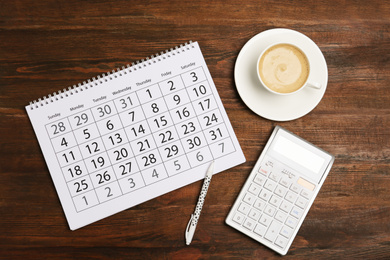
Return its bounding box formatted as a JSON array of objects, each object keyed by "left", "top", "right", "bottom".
[{"left": 256, "top": 43, "right": 321, "bottom": 95}]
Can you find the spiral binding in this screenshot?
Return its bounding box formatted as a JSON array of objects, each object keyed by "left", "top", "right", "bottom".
[{"left": 28, "top": 41, "right": 195, "bottom": 110}]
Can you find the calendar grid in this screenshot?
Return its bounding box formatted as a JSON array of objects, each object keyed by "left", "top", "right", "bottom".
[{"left": 45, "top": 66, "right": 240, "bottom": 213}]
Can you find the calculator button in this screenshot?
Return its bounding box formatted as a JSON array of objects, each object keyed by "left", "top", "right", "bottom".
[
  {"left": 264, "top": 205, "right": 276, "bottom": 217},
  {"left": 259, "top": 189, "right": 272, "bottom": 202},
  {"left": 269, "top": 195, "right": 282, "bottom": 208},
  {"left": 243, "top": 193, "right": 255, "bottom": 205},
  {"left": 269, "top": 172, "right": 282, "bottom": 182},
  {"left": 285, "top": 191, "right": 297, "bottom": 203},
  {"left": 264, "top": 179, "right": 277, "bottom": 192},
  {"left": 285, "top": 216, "right": 298, "bottom": 229},
  {"left": 254, "top": 224, "right": 267, "bottom": 237},
  {"left": 248, "top": 183, "right": 261, "bottom": 196},
  {"left": 253, "top": 199, "right": 266, "bottom": 212},
  {"left": 275, "top": 210, "right": 287, "bottom": 223},
  {"left": 290, "top": 183, "right": 301, "bottom": 193},
  {"left": 259, "top": 214, "right": 272, "bottom": 227},
  {"left": 238, "top": 203, "right": 250, "bottom": 215},
  {"left": 295, "top": 196, "right": 308, "bottom": 209},
  {"left": 264, "top": 221, "right": 282, "bottom": 242},
  {"left": 280, "top": 225, "right": 293, "bottom": 239},
  {"left": 300, "top": 189, "right": 313, "bottom": 200},
  {"left": 275, "top": 236, "right": 288, "bottom": 249},
  {"left": 290, "top": 206, "right": 303, "bottom": 219},
  {"left": 243, "top": 218, "right": 256, "bottom": 231},
  {"left": 280, "top": 200, "right": 293, "bottom": 213},
  {"left": 232, "top": 212, "right": 245, "bottom": 225},
  {"left": 258, "top": 165, "right": 271, "bottom": 176},
  {"left": 279, "top": 177, "right": 291, "bottom": 188},
  {"left": 274, "top": 185, "right": 287, "bottom": 198},
  {"left": 248, "top": 208, "right": 261, "bottom": 221},
  {"left": 253, "top": 173, "right": 267, "bottom": 186}
]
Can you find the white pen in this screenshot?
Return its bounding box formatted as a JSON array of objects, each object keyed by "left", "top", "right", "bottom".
[{"left": 185, "top": 160, "right": 215, "bottom": 245}]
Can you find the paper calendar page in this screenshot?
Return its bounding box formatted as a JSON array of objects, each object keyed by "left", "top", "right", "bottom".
[{"left": 26, "top": 42, "right": 245, "bottom": 230}]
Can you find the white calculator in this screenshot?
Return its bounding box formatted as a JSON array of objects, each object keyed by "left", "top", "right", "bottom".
[{"left": 226, "top": 126, "right": 334, "bottom": 255}]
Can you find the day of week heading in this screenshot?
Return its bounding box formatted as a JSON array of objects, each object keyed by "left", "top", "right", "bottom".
[
  {"left": 161, "top": 71, "right": 171, "bottom": 77},
  {"left": 48, "top": 113, "right": 60, "bottom": 120},
  {"left": 181, "top": 62, "right": 195, "bottom": 70},
  {"left": 136, "top": 79, "right": 151, "bottom": 86},
  {"left": 93, "top": 96, "right": 107, "bottom": 103},
  {"left": 70, "top": 104, "right": 84, "bottom": 112},
  {"left": 112, "top": 86, "right": 132, "bottom": 96}
]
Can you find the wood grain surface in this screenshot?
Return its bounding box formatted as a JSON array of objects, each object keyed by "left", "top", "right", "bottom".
[{"left": 0, "top": 0, "right": 389, "bottom": 259}]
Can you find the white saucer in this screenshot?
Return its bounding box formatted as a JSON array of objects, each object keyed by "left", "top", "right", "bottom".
[{"left": 234, "top": 28, "right": 328, "bottom": 121}]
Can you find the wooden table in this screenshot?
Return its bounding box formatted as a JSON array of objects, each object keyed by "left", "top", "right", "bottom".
[{"left": 1, "top": 0, "right": 389, "bottom": 259}]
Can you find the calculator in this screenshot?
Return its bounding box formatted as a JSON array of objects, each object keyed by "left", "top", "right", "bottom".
[{"left": 226, "top": 126, "right": 334, "bottom": 255}]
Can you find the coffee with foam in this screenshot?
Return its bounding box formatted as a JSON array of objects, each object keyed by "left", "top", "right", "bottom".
[{"left": 258, "top": 44, "right": 309, "bottom": 94}]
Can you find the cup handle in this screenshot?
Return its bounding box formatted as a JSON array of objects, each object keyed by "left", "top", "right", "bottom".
[{"left": 306, "top": 82, "right": 322, "bottom": 89}]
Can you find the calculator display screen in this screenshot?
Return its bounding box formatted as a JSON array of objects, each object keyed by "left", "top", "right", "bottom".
[{"left": 273, "top": 135, "right": 325, "bottom": 175}]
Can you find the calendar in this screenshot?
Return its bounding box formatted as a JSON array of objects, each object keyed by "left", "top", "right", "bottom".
[{"left": 26, "top": 41, "right": 245, "bottom": 230}]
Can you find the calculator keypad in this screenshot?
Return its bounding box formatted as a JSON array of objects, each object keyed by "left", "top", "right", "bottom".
[{"left": 229, "top": 159, "right": 315, "bottom": 253}]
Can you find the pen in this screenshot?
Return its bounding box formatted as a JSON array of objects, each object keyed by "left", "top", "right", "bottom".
[{"left": 185, "top": 160, "right": 215, "bottom": 245}]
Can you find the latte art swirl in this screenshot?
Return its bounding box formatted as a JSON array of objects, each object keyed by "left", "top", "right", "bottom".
[{"left": 259, "top": 44, "right": 309, "bottom": 94}]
